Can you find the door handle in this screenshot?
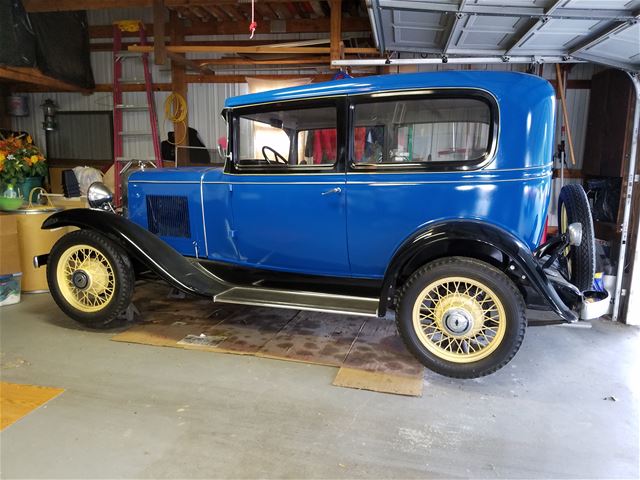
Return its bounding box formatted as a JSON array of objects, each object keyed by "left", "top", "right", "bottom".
[{"left": 321, "top": 187, "right": 342, "bottom": 196}]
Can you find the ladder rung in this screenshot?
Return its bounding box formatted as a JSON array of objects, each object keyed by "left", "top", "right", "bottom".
[
  {"left": 119, "top": 131, "right": 152, "bottom": 136},
  {"left": 119, "top": 79, "right": 146, "bottom": 84},
  {"left": 116, "top": 104, "right": 149, "bottom": 111}
]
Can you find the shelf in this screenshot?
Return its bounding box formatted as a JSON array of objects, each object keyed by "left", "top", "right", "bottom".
[{"left": 0, "top": 66, "right": 90, "bottom": 93}]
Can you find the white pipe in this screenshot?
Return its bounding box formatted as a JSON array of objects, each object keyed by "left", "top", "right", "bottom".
[
  {"left": 332, "top": 56, "right": 586, "bottom": 66},
  {"left": 612, "top": 73, "right": 640, "bottom": 322}
]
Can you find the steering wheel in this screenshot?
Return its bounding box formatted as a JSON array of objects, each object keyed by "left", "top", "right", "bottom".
[{"left": 261, "top": 145, "right": 287, "bottom": 165}]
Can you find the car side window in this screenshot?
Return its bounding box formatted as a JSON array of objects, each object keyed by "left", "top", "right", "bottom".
[
  {"left": 236, "top": 106, "right": 337, "bottom": 169},
  {"left": 352, "top": 96, "right": 492, "bottom": 167}
]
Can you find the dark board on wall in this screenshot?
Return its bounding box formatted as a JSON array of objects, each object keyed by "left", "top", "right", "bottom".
[{"left": 45, "top": 111, "right": 113, "bottom": 165}]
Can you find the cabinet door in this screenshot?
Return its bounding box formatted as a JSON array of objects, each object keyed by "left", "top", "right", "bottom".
[{"left": 583, "top": 69, "right": 633, "bottom": 177}]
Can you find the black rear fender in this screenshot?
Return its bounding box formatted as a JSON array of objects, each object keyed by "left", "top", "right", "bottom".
[
  {"left": 381, "top": 220, "right": 578, "bottom": 322},
  {"left": 41, "top": 209, "right": 230, "bottom": 297}
]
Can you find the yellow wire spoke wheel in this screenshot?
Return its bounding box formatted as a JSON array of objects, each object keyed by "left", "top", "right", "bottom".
[
  {"left": 56, "top": 244, "right": 116, "bottom": 313},
  {"left": 411, "top": 276, "right": 507, "bottom": 363}
]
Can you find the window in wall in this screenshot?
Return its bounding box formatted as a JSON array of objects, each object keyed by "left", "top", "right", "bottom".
[
  {"left": 45, "top": 111, "right": 113, "bottom": 164},
  {"left": 236, "top": 105, "right": 337, "bottom": 168},
  {"left": 353, "top": 97, "right": 491, "bottom": 166}
]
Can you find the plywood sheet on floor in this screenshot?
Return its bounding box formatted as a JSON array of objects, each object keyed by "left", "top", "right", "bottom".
[
  {"left": 257, "top": 312, "right": 366, "bottom": 366},
  {"left": 332, "top": 315, "right": 425, "bottom": 395},
  {"left": 0, "top": 382, "right": 64, "bottom": 430},
  {"left": 112, "top": 283, "right": 425, "bottom": 396}
]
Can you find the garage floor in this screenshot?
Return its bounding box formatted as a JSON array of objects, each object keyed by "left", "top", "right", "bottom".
[{"left": 1, "top": 293, "right": 638, "bottom": 479}]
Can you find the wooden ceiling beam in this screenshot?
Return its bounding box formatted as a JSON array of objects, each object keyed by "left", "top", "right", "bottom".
[
  {"left": 167, "top": 51, "right": 208, "bottom": 72},
  {"left": 190, "top": 6, "right": 213, "bottom": 22},
  {"left": 91, "top": 39, "right": 335, "bottom": 51},
  {"left": 153, "top": 0, "right": 166, "bottom": 65},
  {"left": 199, "top": 5, "right": 222, "bottom": 22},
  {"left": 196, "top": 57, "right": 331, "bottom": 66},
  {"left": 204, "top": 4, "right": 231, "bottom": 21},
  {"left": 131, "top": 45, "right": 331, "bottom": 54},
  {"left": 89, "top": 17, "right": 369, "bottom": 38},
  {"left": 225, "top": 4, "right": 246, "bottom": 22},
  {"left": 129, "top": 45, "right": 378, "bottom": 55},
  {"left": 23, "top": 0, "right": 330, "bottom": 12},
  {"left": 330, "top": 0, "right": 342, "bottom": 64}
]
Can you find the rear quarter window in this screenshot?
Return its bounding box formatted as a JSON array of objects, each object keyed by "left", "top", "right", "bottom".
[{"left": 351, "top": 93, "right": 496, "bottom": 170}]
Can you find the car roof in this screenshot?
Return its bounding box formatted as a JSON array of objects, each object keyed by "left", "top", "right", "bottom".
[{"left": 224, "top": 71, "right": 552, "bottom": 109}]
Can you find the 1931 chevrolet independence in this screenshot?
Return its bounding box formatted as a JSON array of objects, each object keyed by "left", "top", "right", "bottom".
[{"left": 37, "top": 71, "right": 609, "bottom": 378}]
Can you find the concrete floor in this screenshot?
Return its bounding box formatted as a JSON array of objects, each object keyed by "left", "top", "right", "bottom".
[{"left": 1, "top": 293, "right": 638, "bottom": 479}]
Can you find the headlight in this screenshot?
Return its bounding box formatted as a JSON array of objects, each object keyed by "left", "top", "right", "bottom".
[
  {"left": 87, "top": 182, "right": 113, "bottom": 210},
  {"left": 567, "top": 222, "right": 583, "bottom": 247}
]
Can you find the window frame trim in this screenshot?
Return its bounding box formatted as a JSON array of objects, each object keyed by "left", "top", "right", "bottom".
[
  {"left": 346, "top": 88, "right": 500, "bottom": 173},
  {"left": 225, "top": 96, "right": 347, "bottom": 176}
]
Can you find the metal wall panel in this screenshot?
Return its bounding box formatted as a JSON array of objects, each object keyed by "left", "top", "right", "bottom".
[{"left": 187, "top": 83, "right": 247, "bottom": 150}]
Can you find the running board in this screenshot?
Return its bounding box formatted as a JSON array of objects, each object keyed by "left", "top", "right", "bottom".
[{"left": 214, "top": 286, "right": 380, "bottom": 317}]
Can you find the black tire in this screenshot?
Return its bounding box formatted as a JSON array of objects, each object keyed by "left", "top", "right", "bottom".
[
  {"left": 558, "top": 183, "right": 595, "bottom": 291},
  {"left": 47, "top": 229, "right": 135, "bottom": 329},
  {"left": 396, "top": 257, "right": 526, "bottom": 379}
]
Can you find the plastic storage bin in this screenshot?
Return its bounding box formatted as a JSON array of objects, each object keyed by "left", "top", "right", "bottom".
[{"left": 0, "top": 273, "right": 22, "bottom": 306}]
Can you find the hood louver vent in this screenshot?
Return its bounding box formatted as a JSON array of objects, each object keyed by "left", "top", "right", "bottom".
[{"left": 146, "top": 195, "right": 191, "bottom": 238}]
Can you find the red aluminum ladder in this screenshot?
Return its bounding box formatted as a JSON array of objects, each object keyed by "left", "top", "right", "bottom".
[{"left": 112, "top": 20, "right": 162, "bottom": 208}]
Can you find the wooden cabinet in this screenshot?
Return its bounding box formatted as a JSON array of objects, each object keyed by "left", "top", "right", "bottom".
[
  {"left": 582, "top": 69, "right": 636, "bottom": 243},
  {"left": 583, "top": 69, "right": 636, "bottom": 177}
]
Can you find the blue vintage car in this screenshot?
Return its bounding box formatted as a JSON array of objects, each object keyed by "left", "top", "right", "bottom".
[{"left": 39, "top": 71, "right": 608, "bottom": 378}]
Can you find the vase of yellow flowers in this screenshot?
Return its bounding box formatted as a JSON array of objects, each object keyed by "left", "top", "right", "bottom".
[{"left": 0, "top": 133, "right": 48, "bottom": 199}]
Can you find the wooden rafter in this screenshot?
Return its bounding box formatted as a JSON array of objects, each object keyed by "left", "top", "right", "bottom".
[
  {"left": 330, "top": 0, "right": 342, "bottom": 64},
  {"left": 190, "top": 6, "right": 212, "bottom": 22},
  {"left": 204, "top": 4, "right": 230, "bottom": 21},
  {"left": 89, "top": 17, "right": 369, "bottom": 38},
  {"left": 167, "top": 51, "right": 208, "bottom": 73},
  {"left": 196, "top": 57, "right": 331, "bottom": 66},
  {"left": 128, "top": 45, "right": 378, "bottom": 55},
  {"left": 23, "top": 0, "right": 333, "bottom": 11},
  {"left": 153, "top": 0, "right": 166, "bottom": 65}
]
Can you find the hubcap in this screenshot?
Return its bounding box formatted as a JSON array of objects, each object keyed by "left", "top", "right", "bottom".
[
  {"left": 72, "top": 270, "right": 90, "bottom": 289},
  {"left": 442, "top": 308, "right": 473, "bottom": 336},
  {"left": 412, "top": 276, "right": 507, "bottom": 363}
]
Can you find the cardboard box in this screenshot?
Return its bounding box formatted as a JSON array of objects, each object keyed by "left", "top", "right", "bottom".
[
  {"left": 42, "top": 193, "right": 89, "bottom": 209},
  {"left": 0, "top": 215, "right": 21, "bottom": 275}
]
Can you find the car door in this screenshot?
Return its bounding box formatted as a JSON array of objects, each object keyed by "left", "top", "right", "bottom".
[{"left": 227, "top": 98, "right": 350, "bottom": 277}]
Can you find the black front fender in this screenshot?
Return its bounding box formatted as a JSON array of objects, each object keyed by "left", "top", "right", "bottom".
[
  {"left": 42, "top": 209, "right": 230, "bottom": 297},
  {"left": 380, "top": 220, "right": 578, "bottom": 322}
]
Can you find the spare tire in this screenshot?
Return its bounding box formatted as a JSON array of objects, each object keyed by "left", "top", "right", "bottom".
[{"left": 558, "top": 184, "right": 596, "bottom": 291}]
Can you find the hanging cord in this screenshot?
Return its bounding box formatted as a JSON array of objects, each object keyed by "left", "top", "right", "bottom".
[
  {"left": 163, "top": 92, "right": 188, "bottom": 145},
  {"left": 249, "top": 0, "right": 257, "bottom": 39}
]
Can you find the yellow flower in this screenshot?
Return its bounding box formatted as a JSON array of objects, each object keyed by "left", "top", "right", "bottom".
[
  {"left": 30, "top": 155, "right": 39, "bottom": 164},
  {"left": 0, "top": 152, "right": 5, "bottom": 162},
  {"left": 26, "top": 135, "right": 32, "bottom": 144}
]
